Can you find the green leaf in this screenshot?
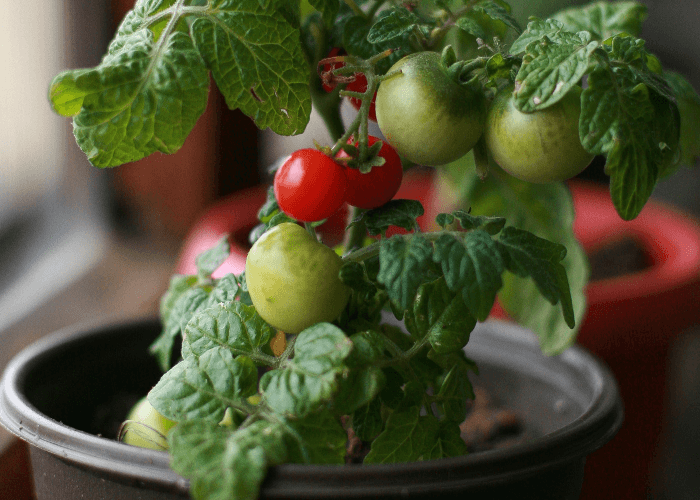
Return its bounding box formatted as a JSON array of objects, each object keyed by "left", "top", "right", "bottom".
[
  {"left": 367, "top": 7, "right": 421, "bottom": 44},
  {"left": 50, "top": 26, "right": 209, "bottom": 167},
  {"left": 404, "top": 278, "right": 477, "bottom": 355},
  {"left": 341, "top": 14, "right": 408, "bottom": 75},
  {"left": 514, "top": 32, "right": 598, "bottom": 112},
  {"left": 260, "top": 323, "right": 352, "bottom": 417},
  {"left": 363, "top": 406, "right": 440, "bottom": 463},
  {"left": 438, "top": 153, "right": 587, "bottom": 354},
  {"left": 285, "top": 411, "right": 348, "bottom": 464},
  {"left": 665, "top": 71, "right": 700, "bottom": 168},
  {"left": 351, "top": 398, "right": 384, "bottom": 441},
  {"left": 497, "top": 226, "right": 574, "bottom": 328},
  {"left": 473, "top": 0, "right": 522, "bottom": 35},
  {"left": 436, "top": 362, "right": 476, "bottom": 422},
  {"left": 377, "top": 234, "right": 434, "bottom": 310},
  {"left": 432, "top": 230, "right": 504, "bottom": 322},
  {"left": 159, "top": 274, "right": 199, "bottom": 328},
  {"left": 509, "top": 18, "right": 566, "bottom": 55},
  {"left": 151, "top": 285, "right": 211, "bottom": 372},
  {"left": 350, "top": 199, "right": 424, "bottom": 236},
  {"left": 184, "top": 301, "right": 276, "bottom": 362},
  {"left": 579, "top": 58, "right": 673, "bottom": 220},
  {"left": 195, "top": 235, "right": 231, "bottom": 278},
  {"left": 169, "top": 419, "right": 288, "bottom": 500},
  {"left": 552, "top": 1, "right": 648, "bottom": 40},
  {"left": 455, "top": 15, "right": 488, "bottom": 41},
  {"left": 149, "top": 348, "right": 257, "bottom": 422},
  {"left": 424, "top": 420, "right": 469, "bottom": 459},
  {"left": 332, "top": 330, "right": 387, "bottom": 414},
  {"left": 191, "top": 0, "right": 311, "bottom": 136},
  {"left": 451, "top": 210, "right": 506, "bottom": 235}
]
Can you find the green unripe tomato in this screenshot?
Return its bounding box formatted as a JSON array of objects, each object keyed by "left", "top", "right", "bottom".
[
  {"left": 375, "top": 51, "right": 486, "bottom": 166},
  {"left": 484, "top": 85, "right": 594, "bottom": 183},
  {"left": 121, "top": 397, "right": 176, "bottom": 450},
  {"left": 245, "top": 222, "right": 350, "bottom": 333}
]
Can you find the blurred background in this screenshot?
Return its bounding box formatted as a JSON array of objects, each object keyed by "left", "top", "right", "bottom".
[{"left": 0, "top": 0, "right": 698, "bottom": 498}]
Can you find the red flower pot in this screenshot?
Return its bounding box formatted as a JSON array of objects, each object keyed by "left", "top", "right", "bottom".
[{"left": 176, "top": 172, "right": 700, "bottom": 500}]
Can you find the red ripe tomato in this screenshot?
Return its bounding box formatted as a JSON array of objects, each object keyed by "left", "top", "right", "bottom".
[
  {"left": 338, "top": 136, "right": 403, "bottom": 209},
  {"left": 274, "top": 149, "right": 348, "bottom": 222}
]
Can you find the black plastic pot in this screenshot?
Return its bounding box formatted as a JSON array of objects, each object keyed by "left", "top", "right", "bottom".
[{"left": 0, "top": 318, "right": 622, "bottom": 500}]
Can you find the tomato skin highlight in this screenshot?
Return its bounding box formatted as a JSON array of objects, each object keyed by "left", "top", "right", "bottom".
[
  {"left": 245, "top": 222, "right": 350, "bottom": 334},
  {"left": 274, "top": 149, "right": 347, "bottom": 222},
  {"left": 484, "top": 85, "right": 594, "bottom": 183},
  {"left": 375, "top": 51, "right": 486, "bottom": 166},
  {"left": 338, "top": 136, "right": 403, "bottom": 209}
]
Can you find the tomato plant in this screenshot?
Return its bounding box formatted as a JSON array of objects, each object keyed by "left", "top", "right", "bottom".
[
  {"left": 274, "top": 149, "right": 347, "bottom": 222},
  {"left": 245, "top": 222, "right": 350, "bottom": 334},
  {"left": 337, "top": 136, "right": 403, "bottom": 209},
  {"left": 484, "top": 85, "right": 594, "bottom": 183},
  {"left": 375, "top": 51, "right": 486, "bottom": 166},
  {"left": 48, "top": 0, "right": 700, "bottom": 499}
]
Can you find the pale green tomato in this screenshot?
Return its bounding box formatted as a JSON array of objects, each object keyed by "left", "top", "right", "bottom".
[
  {"left": 121, "top": 397, "right": 176, "bottom": 451},
  {"left": 245, "top": 222, "right": 350, "bottom": 333},
  {"left": 375, "top": 51, "right": 486, "bottom": 166},
  {"left": 484, "top": 85, "right": 594, "bottom": 183}
]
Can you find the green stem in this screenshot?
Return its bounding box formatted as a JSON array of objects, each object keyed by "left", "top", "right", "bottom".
[{"left": 343, "top": 206, "right": 367, "bottom": 252}]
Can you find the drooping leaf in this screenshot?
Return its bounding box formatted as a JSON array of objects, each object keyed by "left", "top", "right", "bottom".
[
  {"left": 350, "top": 199, "right": 424, "bottom": 236},
  {"left": 497, "top": 226, "right": 574, "bottom": 328},
  {"left": 49, "top": 0, "right": 312, "bottom": 168},
  {"left": 436, "top": 362, "right": 476, "bottom": 423},
  {"left": 579, "top": 35, "right": 680, "bottom": 221},
  {"left": 664, "top": 71, "right": 700, "bottom": 169},
  {"left": 377, "top": 234, "right": 434, "bottom": 310},
  {"left": 424, "top": 420, "right": 469, "bottom": 459},
  {"left": 363, "top": 406, "right": 440, "bottom": 463},
  {"left": 432, "top": 230, "right": 504, "bottom": 322},
  {"left": 439, "top": 152, "right": 586, "bottom": 354},
  {"left": 403, "top": 278, "right": 477, "bottom": 354},
  {"left": 191, "top": 0, "right": 311, "bottom": 136}
]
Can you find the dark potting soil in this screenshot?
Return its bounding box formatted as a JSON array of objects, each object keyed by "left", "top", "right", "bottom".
[{"left": 587, "top": 236, "right": 650, "bottom": 281}]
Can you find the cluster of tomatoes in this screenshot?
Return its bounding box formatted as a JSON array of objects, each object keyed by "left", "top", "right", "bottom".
[
  {"left": 246, "top": 47, "right": 596, "bottom": 336},
  {"left": 373, "top": 50, "right": 593, "bottom": 182},
  {"left": 273, "top": 136, "right": 403, "bottom": 222}
]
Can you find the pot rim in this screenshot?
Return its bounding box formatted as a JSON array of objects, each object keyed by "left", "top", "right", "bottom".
[{"left": 0, "top": 317, "right": 623, "bottom": 497}]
